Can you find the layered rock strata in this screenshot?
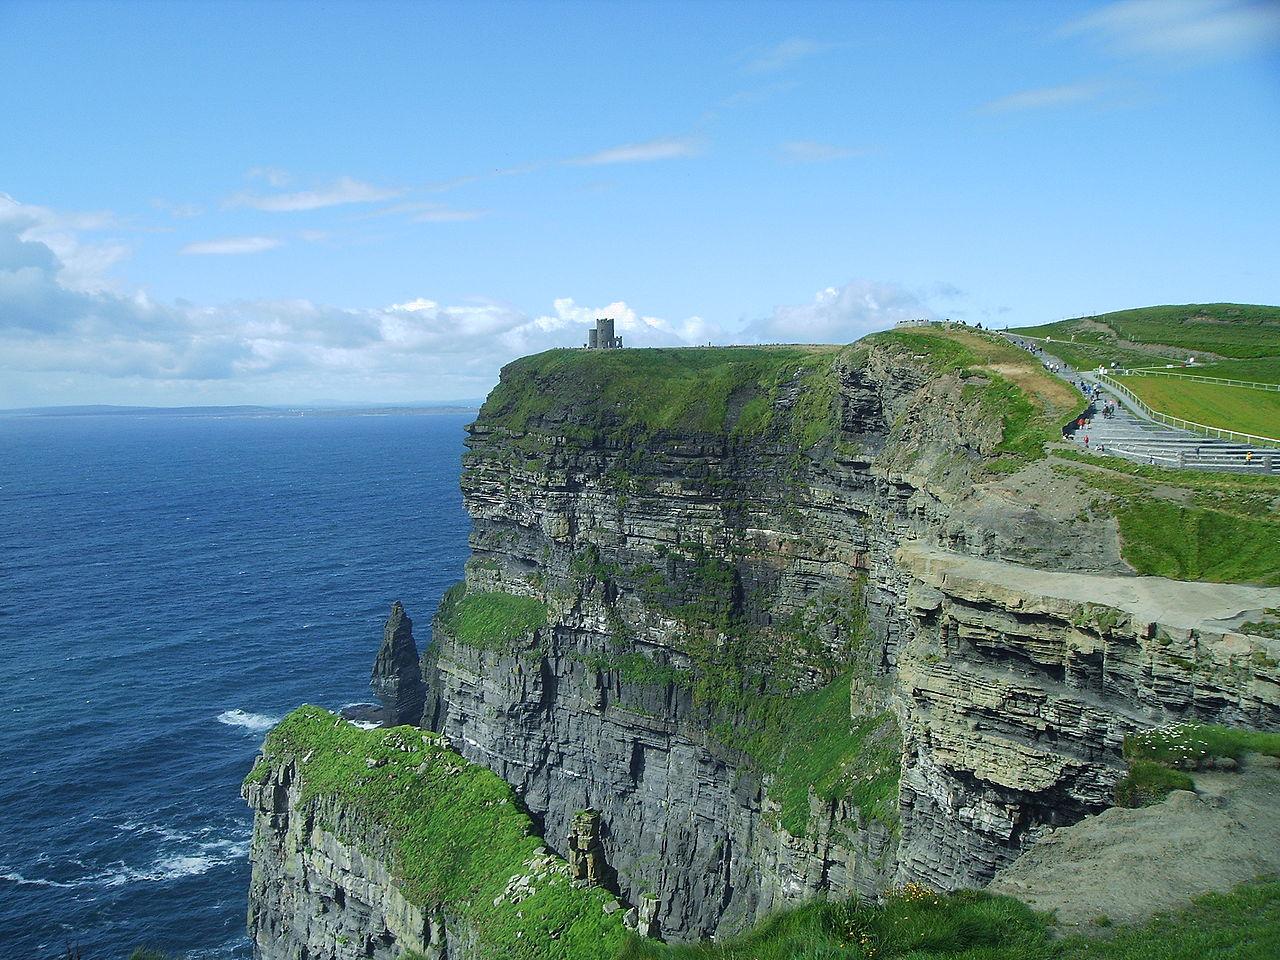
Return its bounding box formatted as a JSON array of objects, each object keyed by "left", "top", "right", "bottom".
[{"left": 409, "top": 338, "right": 1280, "bottom": 943}]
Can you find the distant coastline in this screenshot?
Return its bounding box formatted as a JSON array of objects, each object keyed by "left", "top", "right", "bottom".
[{"left": 0, "top": 402, "right": 483, "bottom": 419}]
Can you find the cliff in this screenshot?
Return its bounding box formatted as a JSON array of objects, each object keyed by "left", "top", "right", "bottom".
[
  {"left": 416, "top": 331, "right": 1280, "bottom": 941},
  {"left": 247, "top": 326, "right": 1280, "bottom": 952},
  {"left": 242, "top": 706, "right": 630, "bottom": 960}
]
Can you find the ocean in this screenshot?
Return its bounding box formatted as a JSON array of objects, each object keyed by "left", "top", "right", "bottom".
[{"left": 0, "top": 409, "right": 473, "bottom": 959}]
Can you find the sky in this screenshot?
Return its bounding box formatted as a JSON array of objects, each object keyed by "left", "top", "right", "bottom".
[{"left": 1, "top": 0, "right": 1278, "bottom": 407}]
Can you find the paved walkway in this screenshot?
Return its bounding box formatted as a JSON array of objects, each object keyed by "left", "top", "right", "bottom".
[{"left": 1003, "top": 334, "right": 1278, "bottom": 474}]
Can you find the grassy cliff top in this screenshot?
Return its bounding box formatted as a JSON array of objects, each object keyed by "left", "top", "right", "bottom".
[
  {"left": 247, "top": 706, "right": 628, "bottom": 959},
  {"left": 1010, "top": 303, "right": 1280, "bottom": 367},
  {"left": 479, "top": 327, "right": 1079, "bottom": 463},
  {"left": 479, "top": 345, "right": 844, "bottom": 446}
]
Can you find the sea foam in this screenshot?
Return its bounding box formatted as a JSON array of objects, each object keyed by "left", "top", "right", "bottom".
[{"left": 217, "top": 709, "right": 280, "bottom": 733}]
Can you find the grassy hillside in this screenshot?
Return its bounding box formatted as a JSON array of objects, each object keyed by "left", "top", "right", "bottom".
[
  {"left": 621, "top": 879, "right": 1280, "bottom": 960},
  {"left": 1012, "top": 304, "right": 1280, "bottom": 360},
  {"left": 481, "top": 345, "right": 843, "bottom": 447},
  {"left": 1050, "top": 449, "right": 1280, "bottom": 584}
]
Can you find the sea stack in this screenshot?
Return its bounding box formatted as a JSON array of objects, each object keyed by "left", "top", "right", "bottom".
[{"left": 370, "top": 601, "right": 425, "bottom": 727}]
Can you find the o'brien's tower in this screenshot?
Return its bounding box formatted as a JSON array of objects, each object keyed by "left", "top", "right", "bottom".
[{"left": 585, "top": 317, "right": 622, "bottom": 349}]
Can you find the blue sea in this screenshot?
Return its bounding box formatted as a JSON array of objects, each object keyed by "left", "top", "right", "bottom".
[{"left": 0, "top": 410, "right": 473, "bottom": 959}]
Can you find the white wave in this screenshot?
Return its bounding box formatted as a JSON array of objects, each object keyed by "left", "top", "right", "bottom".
[
  {"left": 348, "top": 720, "right": 380, "bottom": 730},
  {"left": 217, "top": 708, "right": 280, "bottom": 732},
  {"left": 1, "top": 869, "right": 77, "bottom": 888},
  {"left": 96, "top": 836, "right": 251, "bottom": 887}
]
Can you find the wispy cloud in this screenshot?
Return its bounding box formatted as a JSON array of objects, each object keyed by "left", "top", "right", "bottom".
[
  {"left": 778, "top": 140, "right": 868, "bottom": 163},
  {"left": 567, "top": 137, "right": 703, "bottom": 166},
  {"left": 744, "top": 38, "right": 829, "bottom": 73},
  {"left": 180, "top": 236, "right": 282, "bottom": 255},
  {"left": 226, "top": 176, "right": 404, "bottom": 212},
  {"left": 743, "top": 281, "right": 934, "bottom": 343},
  {"left": 356, "top": 201, "right": 488, "bottom": 223},
  {"left": 245, "top": 166, "right": 292, "bottom": 187},
  {"left": 980, "top": 81, "right": 1109, "bottom": 113},
  {"left": 1064, "top": 0, "right": 1280, "bottom": 59}
]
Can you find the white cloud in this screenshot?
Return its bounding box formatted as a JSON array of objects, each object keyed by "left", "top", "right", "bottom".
[
  {"left": 0, "top": 196, "right": 717, "bottom": 405},
  {"left": 246, "top": 166, "right": 292, "bottom": 187},
  {"left": 744, "top": 38, "right": 828, "bottom": 73},
  {"left": 226, "top": 176, "right": 404, "bottom": 212},
  {"left": 180, "top": 236, "right": 283, "bottom": 255},
  {"left": 743, "top": 281, "right": 934, "bottom": 344},
  {"left": 778, "top": 140, "right": 868, "bottom": 162},
  {"left": 567, "top": 137, "right": 703, "bottom": 166},
  {"left": 151, "top": 199, "right": 203, "bottom": 219},
  {"left": 979, "top": 81, "right": 1109, "bottom": 113},
  {"left": 0, "top": 193, "right": 129, "bottom": 292},
  {"left": 1064, "top": 0, "right": 1280, "bottom": 58}
]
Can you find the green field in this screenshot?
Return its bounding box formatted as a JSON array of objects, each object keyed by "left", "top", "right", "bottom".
[
  {"left": 1189, "top": 356, "right": 1280, "bottom": 385},
  {"left": 1114, "top": 375, "right": 1280, "bottom": 440}
]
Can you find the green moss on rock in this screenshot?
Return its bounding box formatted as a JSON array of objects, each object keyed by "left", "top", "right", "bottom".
[
  {"left": 247, "top": 707, "right": 628, "bottom": 960},
  {"left": 437, "top": 582, "right": 549, "bottom": 651}
]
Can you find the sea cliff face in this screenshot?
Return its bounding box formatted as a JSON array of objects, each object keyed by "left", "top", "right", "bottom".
[
  {"left": 247, "top": 329, "right": 1280, "bottom": 951},
  {"left": 416, "top": 335, "right": 1280, "bottom": 940}
]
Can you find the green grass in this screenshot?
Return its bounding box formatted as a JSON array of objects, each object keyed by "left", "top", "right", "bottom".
[
  {"left": 1113, "top": 375, "right": 1280, "bottom": 440},
  {"left": 1124, "top": 722, "right": 1280, "bottom": 767},
  {"left": 247, "top": 707, "right": 628, "bottom": 960},
  {"left": 1065, "top": 879, "right": 1280, "bottom": 960},
  {"left": 713, "top": 673, "right": 901, "bottom": 836},
  {"left": 1114, "top": 760, "right": 1195, "bottom": 808},
  {"left": 480, "top": 345, "right": 844, "bottom": 448},
  {"left": 620, "top": 879, "right": 1280, "bottom": 960},
  {"left": 1111, "top": 498, "right": 1280, "bottom": 585},
  {"left": 1050, "top": 451, "right": 1280, "bottom": 584},
  {"left": 1115, "top": 722, "right": 1280, "bottom": 807},
  {"left": 436, "top": 582, "right": 549, "bottom": 650},
  {"left": 1191, "top": 357, "right": 1280, "bottom": 385}
]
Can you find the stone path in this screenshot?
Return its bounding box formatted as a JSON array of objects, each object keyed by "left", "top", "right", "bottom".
[{"left": 1003, "top": 334, "right": 1278, "bottom": 474}]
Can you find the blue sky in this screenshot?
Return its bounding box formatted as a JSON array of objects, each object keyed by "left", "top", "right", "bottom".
[{"left": 1, "top": 0, "right": 1277, "bottom": 406}]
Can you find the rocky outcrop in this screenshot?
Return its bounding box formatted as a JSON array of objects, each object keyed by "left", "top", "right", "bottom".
[
  {"left": 988, "top": 756, "right": 1280, "bottom": 930},
  {"left": 244, "top": 758, "right": 470, "bottom": 960},
  {"left": 881, "top": 543, "right": 1280, "bottom": 886},
  {"left": 371, "top": 601, "right": 425, "bottom": 727},
  {"left": 230, "top": 333, "right": 1280, "bottom": 954},
  {"left": 243, "top": 706, "right": 630, "bottom": 960}
]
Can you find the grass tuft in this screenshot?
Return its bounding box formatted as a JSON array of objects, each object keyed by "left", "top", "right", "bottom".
[{"left": 437, "top": 582, "right": 548, "bottom": 650}]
